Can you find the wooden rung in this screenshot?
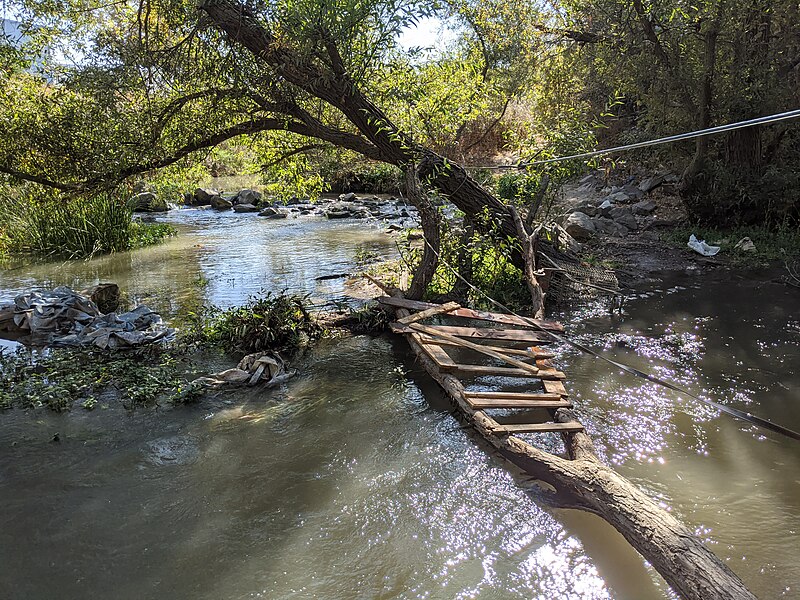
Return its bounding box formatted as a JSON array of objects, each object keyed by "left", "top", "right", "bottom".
[
  {"left": 543, "top": 380, "right": 569, "bottom": 395},
  {"left": 397, "top": 301, "right": 460, "bottom": 325},
  {"left": 419, "top": 336, "right": 555, "bottom": 359},
  {"left": 492, "top": 422, "right": 584, "bottom": 434},
  {"left": 464, "top": 391, "right": 563, "bottom": 400},
  {"left": 465, "top": 397, "right": 573, "bottom": 409},
  {"left": 392, "top": 324, "right": 552, "bottom": 344},
  {"left": 377, "top": 296, "right": 564, "bottom": 331},
  {"left": 447, "top": 364, "right": 565, "bottom": 379},
  {"left": 417, "top": 340, "right": 456, "bottom": 367}
]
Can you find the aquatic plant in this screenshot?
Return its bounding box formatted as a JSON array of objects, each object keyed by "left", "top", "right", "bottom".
[
  {"left": 0, "top": 347, "right": 202, "bottom": 412},
  {"left": 186, "top": 292, "right": 323, "bottom": 355}
]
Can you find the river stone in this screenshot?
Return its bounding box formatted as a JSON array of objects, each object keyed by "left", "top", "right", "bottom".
[
  {"left": 338, "top": 192, "right": 357, "bottom": 202},
  {"left": 258, "top": 207, "right": 287, "bottom": 219},
  {"left": 571, "top": 200, "right": 598, "bottom": 217},
  {"left": 609, "top": 206, "right": 638, "bottom": 230},
  {"left": 211, "top": 196, "right": 232, "bottom": 210},
  {"left": 234, "top": 189, "right": 262, "bottom": 205},
  {"left": 130, "top": 191, "right": 168, "bottom": 212},
  {"left": 194, "top": 188, "right": 220, "bottom": 205},
  {"left": 632, "top": 199, "right": 657, "bottom": 215},
  {"left": 565, "top": 212, "right": 596, "bottom": 240},
  {"left": 233, "top": 203, "right": 259, "bottom": 213}
]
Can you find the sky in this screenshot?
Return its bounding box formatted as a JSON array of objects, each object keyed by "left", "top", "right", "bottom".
[{"left": 397, "top": 16, "right": 457, "bottom": 54}]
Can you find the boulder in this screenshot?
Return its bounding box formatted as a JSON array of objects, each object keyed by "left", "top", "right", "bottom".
[
  {"left": 130, "top": 192, "right": 168, "bottom": 213},
  {"left": 632, "top": 200, "right": 657, "bottom": 215},
  {"left": 193, "top": 188, "right": 220, "bottom": 206},
  {"left": 609, "top": 206, "right": 638, "bottom": 230},
  {"left": 338, "top": 192, "right": 357, "bottom": 202},
  {"left": 564, "top": 212, "right": 596, "bottom": 241},
  {"left": 234, "top": 189, "right": 262, "bottom": 206},
  {"left": 210, "top": 196, "right": 233, "bottom": 210},
  {"left": 325, "top": 209, "right": 351, "bottom": 219},
  {"left": 233, "top": 203, "right": 259, "bottom": 213}
]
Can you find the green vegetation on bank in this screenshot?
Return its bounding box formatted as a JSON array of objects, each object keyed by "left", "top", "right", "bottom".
[
  {"left": 0, "top": 188, "right": 176, "bottom": 259},
  {"left": 663, "top": 225, "right": 800, "bottom": 266}
]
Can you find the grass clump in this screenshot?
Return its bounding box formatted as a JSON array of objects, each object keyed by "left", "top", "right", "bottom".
[
  {"left": 0, "top": 186, "right": 176, "bottom": 259},
  {"left": 0, "top": 347, "right": 202, "bottom": 412},
  {"left": 663, "top": 224, "right": 800, "bottom": 265},
  {"left": 184, "top": 292, "right": 323, "bottom": 355}
]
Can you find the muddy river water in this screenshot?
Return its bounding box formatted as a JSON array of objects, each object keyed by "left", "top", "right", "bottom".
[{"left": 1, "top": 208, "right": 798, "bottom": 599}]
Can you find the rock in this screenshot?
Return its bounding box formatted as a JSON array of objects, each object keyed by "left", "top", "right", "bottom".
[
  {"left": 326, "top": 209, "right": 351, "bottom": 219},
  {"left": 598, "top": 199, "right": 615, "bottom": 217},
  {"left": 130, "top": 192, "right": 168, "bottom": 212},
  {"left": 80, "top": 283, "right": 120, "bottom": 314},
  {"left": 564, "top": 212, "right": 596, "bottom": 241},
  {"left": 592, "top": 217, "right": 628, "bottom": 237},
  {"left": 734, "top": 237, "right": 756, "bottom": 252},
  {"left": 258, "top": 207, "right": 287, "bottom": 219},
  {"left": 571, "top": 200, "right": 598, "bottom": 217},
  {"left": 210, "top": 196, "right": 233, "bottom": 210},
  {"left": 639, "top": 175, "right": 665, "bottom": 193},
  {"left": 234, "top": 189, "right": 262, "bottom": 205},
  {"left": 233, "top": 203, "right": 259, "bottom": 213},
  {"left": 609, "top": 206, "right": 638, "bottom": 230},
  {"left": 183, "top": 192, "right": 194, "bottom": 206},
  {"left": 194, "top": 188, "right": 220, "bottom": 206},
  {"left": 632, "top": 200, "right": 657, "bottom": 215},
  {"left": 339, "top": 192, "right": 357, "bottom": 202},
  {"left": 608, "top": 191, "right": 633, "bottom": 204},
  {"left": 386, "top": 223, "right": 403, "bottom": 232}
]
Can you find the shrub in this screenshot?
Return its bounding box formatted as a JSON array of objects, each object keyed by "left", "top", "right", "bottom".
[
  {"left": 0, "top": 186, "right": 175, "bottom": 259},
  {"left": 195, "top": 292, "right": 323, "bottom": 355}
]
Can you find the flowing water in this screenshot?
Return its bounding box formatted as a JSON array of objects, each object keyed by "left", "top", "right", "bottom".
[{"left": 1, "top": 208, "right": 799, "bottom": 599}]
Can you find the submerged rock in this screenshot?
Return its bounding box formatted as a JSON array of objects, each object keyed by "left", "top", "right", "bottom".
[
  {"left": 258, "top": 207, "right": 288, "bottom": 218},
  {"left": 234, "top": 189, "right": 262, "bottom": 206},
  {"left": 233, "top": 203, "right": 259, "bottom": 213}
]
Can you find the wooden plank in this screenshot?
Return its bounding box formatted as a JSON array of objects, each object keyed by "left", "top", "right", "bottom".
[
  {"left": 448, "top": 364, "right": 565, "bottom": 380},
  {"left": 417, "top": 341, "right": 456, "bottom": 367},
  {"left": 447, "top": 307, "right": 564, "bottom": 332},
  {"left": 543, "top": 380, "right": 569, "bottom": 395},
  {"left": 409, "top": 322, "right": 540, "bottom": 376},
  {"left": 465, "top": 397, "right": 573, "bottom": 409},
  {"left": 391, "top": 323, "right": 552, "bottom": 344},
  {"left": 464, "top": 391, "right": 563, "bottom": 400},
  {"left": 397, "top": 301, "right": 460, "bottom": 325},
  {"left": 377, "top": 296, "right": 563, "bottom": 331},
  {"left": 491, "top": 422, "right": 584, "bottom": 434},
  {"left": 416, "top": 335, "right": 555, "bottom": 359}
]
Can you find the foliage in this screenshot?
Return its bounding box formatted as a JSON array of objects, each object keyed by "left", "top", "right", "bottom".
[
  {"left": 663, "top": 224, "right": 800, "bottom": 266},
  {"left": 0, "top": 346, "right": 202, "bottom": 412},
  {"left": 0, "top": 186, "right": 175, "bottom": 259},
  {"left": 188, "top": 292, "right": 323, "bottom": 355}
]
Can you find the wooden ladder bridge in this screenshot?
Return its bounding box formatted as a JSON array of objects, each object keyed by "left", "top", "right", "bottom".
[
  {"left": 380, "top": 295, "right": 585, "bottom": 443},
  {"left": 378, "top": 293, "right": 757, "bottom": 600}
]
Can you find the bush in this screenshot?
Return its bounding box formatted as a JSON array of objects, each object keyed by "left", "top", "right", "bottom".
[
  {"left": 0, "top": 187, "right": 175, "bottom": 259},
  {"left": 192, "top": 292, "right": 323, "bottom": 355}
]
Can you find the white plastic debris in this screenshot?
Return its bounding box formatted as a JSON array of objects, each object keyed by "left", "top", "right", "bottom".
[
  {"left": 687, "top": 234, "right": 721, "bottom": 257},
  {"left": 734, "top": 237, "right": 756, "bottom": 252}
]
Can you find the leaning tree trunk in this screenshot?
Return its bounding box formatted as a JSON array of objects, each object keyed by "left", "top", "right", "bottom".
[
  {"left": 405, "top": 169, "right": 440, "bottom": 300},
  {"left": 387, "top": 291, "right": 756, "bottom": 600},
  {"left": 200, "top": 0, "right": 520, "bottom": 250}
]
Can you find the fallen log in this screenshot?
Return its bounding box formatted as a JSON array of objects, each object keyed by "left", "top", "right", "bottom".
[{"left": 387, "top": 291, "right": 755, "bottom": 600}]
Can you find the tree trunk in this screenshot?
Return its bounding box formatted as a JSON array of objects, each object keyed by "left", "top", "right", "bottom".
[
  {"left": 510, "top": 206, "right": 545, "bottom": 318},
  {"left": 389, "top": 292, "right": 756, "bottom": 600},
  {"left": 199, "top": 0, "right": 520, "bottom": 250},
  {"left": 405, "top": 170, "right": 440, "bottom": 300}
]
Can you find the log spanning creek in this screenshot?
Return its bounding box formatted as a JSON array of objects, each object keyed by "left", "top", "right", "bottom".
[{"left": 0, "top": 205, "right": 799, "bottom": 599}]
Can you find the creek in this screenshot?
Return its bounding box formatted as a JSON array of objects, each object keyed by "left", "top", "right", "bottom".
[{"left": 0, "top": 207, "right": 798, "bottom": 599}]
